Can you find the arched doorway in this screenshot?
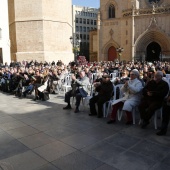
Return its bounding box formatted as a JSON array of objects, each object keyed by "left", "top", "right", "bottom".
[
  {"left": 108, "top": 46, "right": 117, "bottom": 61},
  {"left": 146, "top": 42, "right": 161, "bottom": 61}
]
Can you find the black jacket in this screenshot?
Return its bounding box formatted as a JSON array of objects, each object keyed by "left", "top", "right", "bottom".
[
  {"left": 143, "top": 79, "right": 169, "bottom": 101},
  {"left": 96, "top": 80, "right": 113, "bottom": 99}
]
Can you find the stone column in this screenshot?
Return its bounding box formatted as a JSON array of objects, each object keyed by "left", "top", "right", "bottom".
[{"left": 8, "top": 0, "right": 74, "bottom": 64}]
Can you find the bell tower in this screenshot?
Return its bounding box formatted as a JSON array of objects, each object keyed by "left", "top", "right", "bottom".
[{"left": 8, "top": 0, "right": 74, "bottom": 63}]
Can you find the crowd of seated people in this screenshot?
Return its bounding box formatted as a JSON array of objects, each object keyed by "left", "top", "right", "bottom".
[{"left": 0, "top": 60, "right": 170, "bottom": 135}]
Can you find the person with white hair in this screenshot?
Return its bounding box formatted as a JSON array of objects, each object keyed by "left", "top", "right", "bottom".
[
  {"left": 107, "top": 69, "right": 143, "bottom": 125},
  {"left": 138, "top": 71, "right": 169, "bottom": 129},
  {"left": 63, "top": 70, "right": 90, "bottom": 113}
]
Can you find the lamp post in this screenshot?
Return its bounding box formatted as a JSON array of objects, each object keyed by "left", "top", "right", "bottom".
[
  {"left": 116, "top": 47, "right": 124, "bottom": 61},
  {"left": 70, "top": 33, "right": 81, "bottom": 61},
  {"left": 131, "top": 0, "right": 135, "bottom": 62}
]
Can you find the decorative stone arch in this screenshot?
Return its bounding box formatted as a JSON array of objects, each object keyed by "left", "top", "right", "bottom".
[
  {"left": 105, "top": 0, "right": 118, "bottom": 19},
  {"left": 102, "top": 40, "right": 119, "bottom": 61},
  {"left": 135, "top": 30, "right": 170, "bottom": 60}
]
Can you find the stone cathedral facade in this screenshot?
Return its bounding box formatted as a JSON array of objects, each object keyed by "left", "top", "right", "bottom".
[
  {"left": 90, "top": 0, "right": 170, "bottom": 62},
  {"left": 8, "top": 0, "right": 74, "bottom": 64}
]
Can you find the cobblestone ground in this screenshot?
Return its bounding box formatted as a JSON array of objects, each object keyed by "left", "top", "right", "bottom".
[{"left": 0, "top": 92, "right": 170, "bottom": 170}]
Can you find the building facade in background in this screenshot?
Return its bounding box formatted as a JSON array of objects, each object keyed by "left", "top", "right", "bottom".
[
  {"left": 8, "top": 0, "right": 74, "bottom": 64},
  {"left": 90, "top": 0, "right": 170, "bottom": 62},
  {"left": 72, "top": 5, "right": 98, "bottom": 61},
  {"left": 0, "top": 0, "right": 10, "bottom": 64}
]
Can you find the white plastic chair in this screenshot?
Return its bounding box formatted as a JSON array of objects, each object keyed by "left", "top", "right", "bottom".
[
  {"left": 110, "top": 73, "right": 117, "bottom": 80},
  {"left": 62, "top": 75, "right": 72, "bottom": 93},
  {"left": 118, "top": 105, "right": 139, "bottom": 125},
  {"left": 82, "top": 84, "right": 94, "bottom": 108},
  {"left": 103, "top": 84, "right": 124, "bottom": 117},
  {"left": 90, "top": 73, "right": 96, "bottom": 84},
  {"left": 154, "top": 107, "right": 163, "bottom": 129}
]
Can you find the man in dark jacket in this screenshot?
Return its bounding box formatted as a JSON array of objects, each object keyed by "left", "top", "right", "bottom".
[
  {"left": 138, "top": 71, "right": 169, "bottom": 128},
  {"left": 89, "top": 74, "right": 113, "bottom": 118}
]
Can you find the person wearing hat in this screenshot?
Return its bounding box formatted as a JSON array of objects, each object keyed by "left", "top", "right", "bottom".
[
  {"left": 107, "top": 69, "right": 143, "bottom": 124},
  {"left": 89, "top": 74, "right": 113, "bottom": 118},
  {"left": 138, "top": 71, "right": 169, "bottom": 129}
]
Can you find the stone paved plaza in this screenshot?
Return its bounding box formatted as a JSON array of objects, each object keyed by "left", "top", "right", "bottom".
[{"left": 0, "top": 92, "right": 170, "bottom": 170}]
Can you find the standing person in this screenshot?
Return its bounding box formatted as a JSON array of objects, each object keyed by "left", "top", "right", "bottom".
[
  {"left": 156, "top": 95, "right": 170, "bottom": 136},
  {"left": 63, "top": 71, "right": 89, "bottom": 113},
  {"left": 89, "top": 74, "right": 113, "bottom": 118},
  {"left": 138, "top": 71, "right": 169, "bottom": 128}
]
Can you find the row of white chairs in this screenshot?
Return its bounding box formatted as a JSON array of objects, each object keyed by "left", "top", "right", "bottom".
[
  {"left": 60, "top": 73, "right": 169, "bottom": 129},
  {"left": 103, "top": 83, "right": 169, "bottom": 129}
]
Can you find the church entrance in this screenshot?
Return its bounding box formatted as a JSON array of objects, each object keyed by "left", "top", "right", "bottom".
[
  {"left": 146, "top": 42, "right": 161, "bottom": 61},
  {"left": 108, "top": 46, "right": 117, "bottom": 61}
]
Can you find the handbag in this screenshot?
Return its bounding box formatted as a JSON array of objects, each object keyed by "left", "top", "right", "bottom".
[{"left": 79, "top": 87, "right": 88, "bottom": 97}]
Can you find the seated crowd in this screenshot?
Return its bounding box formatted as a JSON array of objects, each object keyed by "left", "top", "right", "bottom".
[{"left": 0, "top": 60, "right": 170, "bottom": 136}]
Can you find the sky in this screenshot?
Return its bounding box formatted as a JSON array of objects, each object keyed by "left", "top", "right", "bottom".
[{"left": 72, "top": 0, "right": 100, "bottom": 8}]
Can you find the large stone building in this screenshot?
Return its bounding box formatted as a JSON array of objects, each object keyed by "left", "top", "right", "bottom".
[
  {"left": 90, "top": 0, "right": 170, "bottom": 62},
  {"left": 8, "top": 0, "right": 74, "bottom": 64},
  {"left": 72, "top": 5, "right": 98, "bottom": 60},
  {"left": 0, "top": 0, "right": 10, "bottom": 64}
]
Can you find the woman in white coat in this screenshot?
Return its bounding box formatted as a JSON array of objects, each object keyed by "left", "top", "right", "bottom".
[{"left": 107, "top": 69, "right": 143, "bottom": 124}]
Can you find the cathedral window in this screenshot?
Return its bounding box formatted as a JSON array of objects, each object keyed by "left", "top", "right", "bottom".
[{"left": 109, "top": 4, "right": 115, "bottom": 18}]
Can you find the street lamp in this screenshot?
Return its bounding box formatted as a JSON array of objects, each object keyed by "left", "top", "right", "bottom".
[
  {"left": 70, "top": 33, "right": 81, "bottom": 61},
  {"left": 116, "top": 47, "right": 124, "bottom": 61}
]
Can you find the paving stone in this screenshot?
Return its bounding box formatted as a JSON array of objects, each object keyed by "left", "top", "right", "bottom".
[
  {"left": 95, "top": 164, "right": 118, "bottom": 170},
  {"left": 120, "top": 125, "right": 155, "bottom": 138},
  {"left": 6, "top": 126, "right": 40, "bottom": 139},
  {"left": 44, "top": 126, "right": 78, "bottom": 140},
  {"left": 0, "top": 116, "right": 17, "bottom": 124},
  {"left": 34, "top": 163, "right": 60, "bottom": 170},
  {"left": 0, "top": 92, "right": 170, "bottom": 169},
  {"left": 0, "top": 120, "right": 27, "bottom": 131},
  {"left": 105, "top": 132, "right": 141, "bottom": 149},
  {"left": 52, "top": 151, "right": 103, "bottom": 170},
  {"left": 82, "top": 125, "right": 116, "bottom": 140},
  {"left": 150, "top": 162, "right": 170, "bottom": 170},
  {"left": 0, "top": 132, "right": 15, "bottom": 145},
  {"left": 0, "top": 140, "right": 29, "bottom": 160},
  {"left": 161, "top": 153, "right": 170, "bottom": 166},
  {"left": 33, "top": 141, "right": 76, "bottom": 162},
  {"left": 106, "top": 151, "right": 155, "bottom": 170},
  {"left": 82, "top": 141, "right": 125, "bottom": 162},
  {"left": 0, "top": 151, "right": 47, "bottom": 170},
  {"left": 60, "top": 133, "right": 99, "bottom": 149},
  {"left": 66, "top": 121, "right": 98, "bottom": 132},
  {"left": 18, "top": 132, "right": 56, "bottom": 149},
  {"left": 147, "top": 133, "right": 170, "bottom": 147},
  {"left": 130, "top": 140, "right": 170, "bottom": 161}
]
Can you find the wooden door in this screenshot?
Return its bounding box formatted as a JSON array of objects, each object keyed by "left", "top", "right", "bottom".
[{"left": 108, "top": 46, "right": 117, "bottom": 61}]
